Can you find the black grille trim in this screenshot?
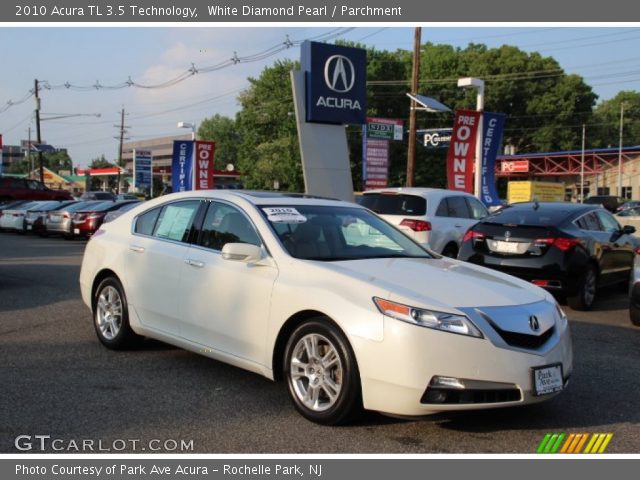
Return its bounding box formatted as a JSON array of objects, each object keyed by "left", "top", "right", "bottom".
[{"left": 420, "top": 387, "right": 522, "bottom": 405}]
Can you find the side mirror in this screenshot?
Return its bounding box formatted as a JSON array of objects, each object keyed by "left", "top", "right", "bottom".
[
  {"left": 622, "top": 225, "right": 636, "bottom": 235},
  {"left": 221, "top": 243, "right": 263, "bottom": 263}
]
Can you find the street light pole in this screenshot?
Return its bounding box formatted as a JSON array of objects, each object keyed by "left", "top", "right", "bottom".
[
  {"left": 457, "top": 77, "right": 485, "bottom": 199},
  {"left": 618, "top": 102, "right": 625, "bottom": 197}
]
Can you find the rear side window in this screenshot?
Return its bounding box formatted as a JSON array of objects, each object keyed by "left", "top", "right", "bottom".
[
  {"left": 135, "top": 208, "right": 162, "bottom": 236},
  {"left": 360, "top": 193, "right": 426, "bottom": 216},
  {"left": 152, "top": 201, "right": 200, "bottom": 243},
  {"left": 576, "top": 212, "right": 601, "bottom": 231},
  {"left": 446, "top": 196, "right": 471, "bottom": 218}
]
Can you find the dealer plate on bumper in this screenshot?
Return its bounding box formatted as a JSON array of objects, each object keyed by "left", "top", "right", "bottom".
[{"left": 532, "top": 364, "right": 563, "bottom": 396}]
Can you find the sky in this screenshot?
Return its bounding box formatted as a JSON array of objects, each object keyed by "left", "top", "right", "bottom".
[{"left": 0, "top": 26, "right": 639, "bottom": 168}]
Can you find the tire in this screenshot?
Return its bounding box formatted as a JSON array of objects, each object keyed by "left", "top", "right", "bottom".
[
  {"left": 630, "top": 283, "right": 640, "bottom": 327},
  {"left": 283, "top": 319, "right": 362, "bottom": 425},
  {"left": 93, "top": 276, "right": 142, "bottom": 350},
  {"left": 567, "top": 265, "right": 597, "bottom": 311},
  {"left": 441, "top": 243, "right": 459, "bottom": 259}
]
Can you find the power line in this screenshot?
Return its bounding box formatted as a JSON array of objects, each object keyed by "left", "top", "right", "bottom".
[{"left": 0, "top": 28, "right": 353, "bottom": 115}]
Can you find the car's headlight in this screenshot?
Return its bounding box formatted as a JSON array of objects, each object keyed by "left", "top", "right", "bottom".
[{"left": 373, "top": 297, "right": 483, "bottom": 338}]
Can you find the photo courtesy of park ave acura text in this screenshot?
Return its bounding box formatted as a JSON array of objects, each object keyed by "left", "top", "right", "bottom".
[{"left": 1, "top": 8, "right": 640, "bottom": 459}]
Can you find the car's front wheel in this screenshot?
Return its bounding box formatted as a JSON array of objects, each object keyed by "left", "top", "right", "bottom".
[
  {"left": 283, "top": 319, "right": 362, "bottom": 425},
  {"left": 567, "top": 265, "right": 597, "bottom": 311},
  {"left": 93, "top": 276, "right": 142, "bottom": 349}
]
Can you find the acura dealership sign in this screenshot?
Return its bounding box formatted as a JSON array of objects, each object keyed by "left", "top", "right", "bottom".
[{"left": 301, "top": 41, "right": 366, "bottom": 124}]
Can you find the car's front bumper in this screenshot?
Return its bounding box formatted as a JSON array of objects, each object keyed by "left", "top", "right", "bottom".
[{"left": 353, "top": 313, "right": 572, "bottom": 416}]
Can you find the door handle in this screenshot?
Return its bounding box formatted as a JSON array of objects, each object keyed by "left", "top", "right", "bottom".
[
  {"left": 129, "top": 245, "right": 145, "bottom": 253},
  {"left": 185, "top": 259, "right": 205, "bottom": 268}
]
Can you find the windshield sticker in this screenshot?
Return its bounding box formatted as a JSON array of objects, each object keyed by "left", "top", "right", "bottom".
[{"left": 263, "top": 207, "right": 307, "bottom": 224}]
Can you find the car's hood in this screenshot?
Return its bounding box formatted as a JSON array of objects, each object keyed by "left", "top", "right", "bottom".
[{"left": 313, "top": 256, "right": 546, "bottom": 310}]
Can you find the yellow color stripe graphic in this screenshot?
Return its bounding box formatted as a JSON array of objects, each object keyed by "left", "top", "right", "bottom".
[{"left": 598, "top": 434, "right": 613, "bottom": 453}]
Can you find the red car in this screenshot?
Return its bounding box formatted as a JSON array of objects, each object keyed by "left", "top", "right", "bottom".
[
  {"left": 71, "top": 201, "right": 139, "bottom": 238},
  {"left": 0, "top": 177, "right": 73, "bottom": 201}
]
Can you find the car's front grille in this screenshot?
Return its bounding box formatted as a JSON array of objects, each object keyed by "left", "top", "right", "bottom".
[{"left": 493, "top": 324, "right": 555, "bottom": 350}]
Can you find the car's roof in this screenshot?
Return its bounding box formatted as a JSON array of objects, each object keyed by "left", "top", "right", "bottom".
[
  {"left": 362, "top": 187, "right": 470, "bottom": 198},
  {"left": 506, "top": 202, "right": 597, "bottom": 212},
  {"left": 158, "top": 190, "right": 358, "bottom": 208}
]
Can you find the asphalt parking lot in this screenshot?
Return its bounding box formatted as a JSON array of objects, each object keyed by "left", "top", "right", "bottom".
[{"left": 1, "top": 233, "right": 639, "bottom": 453}]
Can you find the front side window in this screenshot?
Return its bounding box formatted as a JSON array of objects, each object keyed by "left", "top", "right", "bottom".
[
  {"left": 151, "top": 201, "right": 200, "bottom": 243},
  {"left": 466, "top": 197, "right": 489, "bottom": 220},
  {"left": 197, "top": 202, "right": 261, "bottom": 251}
]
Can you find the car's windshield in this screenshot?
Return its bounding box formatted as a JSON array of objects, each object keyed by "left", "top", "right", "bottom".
[{"left": 260, "top": 205, "right": 432, "bottom": 261}]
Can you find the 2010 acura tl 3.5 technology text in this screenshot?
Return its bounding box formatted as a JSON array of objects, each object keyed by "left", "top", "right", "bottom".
[{"left": 79, "top": 191, "right": 573, "bottom": 425}]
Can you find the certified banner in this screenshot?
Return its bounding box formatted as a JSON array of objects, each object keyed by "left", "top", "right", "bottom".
[
  {"left": 194, "top": 141, "right": 215, "bottom": 190},
  {"left": 172, "top": 140, "right": 194, "bottom": 192},
  {"left": 480, "top": 112, "right": 506, "bottom": 207},
  {"left": 446, "top": 110, "right": 481, "bottom": 192},
  {"left": 133, "top": 149, "right": 152, "bottom": 191}
]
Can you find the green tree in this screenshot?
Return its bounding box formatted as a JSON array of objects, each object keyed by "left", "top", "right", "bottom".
[
  {"left": 197, "top": 114, "right": 239, "bottom": 170},
  {"left": 235, "top": 59, "right": 302, "bottom": 191},
  {"left": 590, "top": 91, "right": 640, "bottom": 149}
]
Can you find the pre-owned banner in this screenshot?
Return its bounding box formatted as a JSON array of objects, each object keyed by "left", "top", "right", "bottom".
[
  {"left": 480, "top": 112, "right": 506, "bottom": 207},
  {"left": 446, "top": 109, "right": 481, "bottom": 193},
  {"left": 172, "top": 140, "right": 194, "bottom": 192},
  {"left": 194, "top": 141, "right": 215, "bottom": 190}
]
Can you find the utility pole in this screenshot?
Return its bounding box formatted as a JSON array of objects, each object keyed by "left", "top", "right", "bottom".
[
  {"left": 617, "top": 102, "right": 625, "bottom": 197},
  {"left": 34, "top": 79, "right": 44, "bottom": 184},
  {"left": 28, "top": 127, "right": 33, "bottom": 175},
  {"left": 114, "top": 107, "right": 129, "bottom": 194},
  {"left": 406, "top": 27, "right": 422, "bottom": 187}
]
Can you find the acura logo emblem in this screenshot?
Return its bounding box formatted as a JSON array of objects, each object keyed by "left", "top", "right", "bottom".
[
  {"left": 504, "top": 230, "right": 511, "bottom": 241},
  {"left": 529, "top": 315, "right": 540, "bottom": 331},
  {"left": 324, "top": 55, "right": 355, "bottom": 93}
]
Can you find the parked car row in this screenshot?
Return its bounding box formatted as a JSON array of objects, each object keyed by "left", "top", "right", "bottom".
[{"left": 0, "top": 199, "right": 141, "bottom": 238}]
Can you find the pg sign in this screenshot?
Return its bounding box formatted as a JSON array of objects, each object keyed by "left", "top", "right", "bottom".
[{"left": 301, "top": 41, "right": 366, "bottom": 125}]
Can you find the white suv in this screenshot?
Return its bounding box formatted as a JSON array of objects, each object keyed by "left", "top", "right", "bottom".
[{"left": 359, "top": 188, "right": 489, "bottom": 257}]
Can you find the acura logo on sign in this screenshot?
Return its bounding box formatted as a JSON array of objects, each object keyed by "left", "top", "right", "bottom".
[
  {"left": 324, "top": 55, "right": 355, "bottom": 93},
  {"left": 529, "top": 315, "right": 540, "bottom": 332}
]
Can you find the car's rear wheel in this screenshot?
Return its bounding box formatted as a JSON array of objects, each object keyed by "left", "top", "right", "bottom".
[
  {"left": 442, "top": 243, "right": 458, "bottom": 258},
  {"left": 283, "top": 319, "right": 362, "bottom": 425},
  {"left": 567, "top": 265, "right": 597, "bottom": 311},
  {"left": 93, "top": 277, "right": 142, "bottom": 350}
]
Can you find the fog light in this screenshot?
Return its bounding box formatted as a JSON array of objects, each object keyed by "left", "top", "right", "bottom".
[
  {"left": 424, "top": 389, "right": 448, "bottom": 403},
  {"left": 431, "top": 376, "right": 465, "bottom": 389}
]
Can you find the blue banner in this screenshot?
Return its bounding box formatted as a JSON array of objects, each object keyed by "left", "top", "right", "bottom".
[
  {"left": 480, "top": 112, "right": 506, "bottom": 207},
  {"left": 171, "top": 140, "right": 194, "bottom": 192}
]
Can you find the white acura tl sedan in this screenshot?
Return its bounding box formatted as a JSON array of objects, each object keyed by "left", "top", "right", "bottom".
[{"left": 80, "top": 191, "right": 573, "bottom": 425}]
